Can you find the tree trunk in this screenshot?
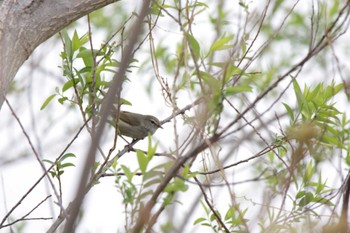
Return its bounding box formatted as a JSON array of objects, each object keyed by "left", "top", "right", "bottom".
[{"left": 0, "top": 0, "right": 118, "bottom": 107}]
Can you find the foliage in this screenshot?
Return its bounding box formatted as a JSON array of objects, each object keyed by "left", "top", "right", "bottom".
[
  {"left": 43, "top": 153, "right": 76, "bottom": 178},
  {"left": 2, "top": 0, "right": 350, "bottom": 233}
]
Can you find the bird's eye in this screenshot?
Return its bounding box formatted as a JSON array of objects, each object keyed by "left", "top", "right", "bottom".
[{"left": 150, "top": 119, "right": 160, "bottom": 127}]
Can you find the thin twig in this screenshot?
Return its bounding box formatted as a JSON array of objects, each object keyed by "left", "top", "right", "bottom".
[
  {"left": 193, "top": 176, "right": 231, "bottom": 233},
  {"left": 0, "top": 116, "right": 89, "bottom": 228},
  {"left": 0, "top": 98, "right": 63, "bottom": 226},
  {"left": 1, "top": 195, "right": 52, "bottom": 228}
]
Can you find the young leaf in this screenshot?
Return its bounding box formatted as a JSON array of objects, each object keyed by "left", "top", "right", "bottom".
[
  {"left": 62, "top": 31, "right": 73, "bottom": 62},
  {"left": 72, "top": 30, "right": 80, "bottom": 52},
  {"left": 62, "top": 80, "right": 75, "bottom": 92},
  {"left": 121, "top": 165, "right": 133, "bottom": 181},
  {"left": 283, "top": 103, "right": 295, "bottom": 122},
  {"left": 40, "top": 94, "right": 56, "bottom": 110},
  {"left": 60, "top": 163, "right": 75, "bottom": 169},
  {"left": 136, "top": 149, "right": 148, "bottom": 173},
  {"left": 293, "top": 80, "right": 303, "bottom": 104},
  {"left": 193, "top": 217, "right": 206, "bottom": 225},
  {"left": 187, "top": 34, "right": 200, "bottom": 61},
  {"left": 42, "top": 159, "right": 54, "bottom": 165},
  {"left": 147, "top": 135, "right": 158, "bottom": 159},
  {"left": 58, "top": 96, "right": 68, "bottom": 105},
  {"left": 224, "top": 85, "right": 252, "bottom": 96},
  {"left": 210, "top": 35, "right": 234, "bottom": 52},
  {"left": 61, "top": 153, "right": 76, "bottom": 161}
]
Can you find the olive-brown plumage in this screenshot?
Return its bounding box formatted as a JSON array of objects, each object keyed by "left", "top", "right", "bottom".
[{"left": 117, "top": 111, "right": 162, "bottom": 139}]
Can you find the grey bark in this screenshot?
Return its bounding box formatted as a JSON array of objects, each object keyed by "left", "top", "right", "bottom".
[{"left": 0, "top": 0, "right": 118, "bottom": 107}]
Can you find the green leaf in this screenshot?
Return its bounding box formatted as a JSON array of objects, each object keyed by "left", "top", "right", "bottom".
[
  {"left": 316, "top": 177, "right": 326, "bottom": 194},
  {"left": 296, "top": 191, "right": 306, "bottom": 199},
  {"left": 76, "top": 48, "right": 95, "bottom": 58},
  {"left": 49, "top": 171, "right": 57, "bottom": 178},
  {"left": 165, "top": 178, "right": 188, "bottom": 193},
  {"left": 298, "top": 192, "right": 314, "bottom": 207},
  {"left": 72, "top": 31, "right": 90, "bottom": 52},
  {"left": 224, "top": 206, "right": 234, "bottom": 220},
  {"left": 62, "top": 80, "right": 76, "bottom": 92},
  {"left": 181, "top": 164, "right": 190, "bottom": 178},
  {"left": 224, "top": 85, "right": 252, "bottom": 96},
  {"left": 144, "top": 177, "right": 162, "bottom": 189},
  {"left": 58, "top": 170, "right": 64, "bottom": 176},
  {"left": 72, "top": 30, "right": 80, "bottom": 52},
  {"left": 40, "top": 94, "right": 56, "bottom": 110},
  {"left": 210, "top": 35, "right": 234, "bottom": 52},
  {"left": 201, "top": 223, "right": 211, "bottom": 227},
  {"left": 334, "top": 83, "right": 344, "bottom": 94},
  {"left": 120, "top": 98, "right": 132, "bottom": 106},
  {"left": 210, "top": 62, "right": 227, "bottom": 68},
  {"left": 210, "top": 212, "right": 220, "bottom": 222},
  {"left": 79, "top": 33, "right": 90, "bottom": 46},
  {"left": 194, "top": 217, "right": 206, "bottom": 225},
  {"left": 147, "top": 136, "right": 158, "bottom": 159},
  {"left": 187, "top": 34, "right": 200, "bottom": 61},
  {"left": 77, "top": 48, "right": 94, "bottom": 67},
  {"left": 60, "top": 163, "right": 75, "bottom": 168},
  {"left": 61, "top": 153, "right": 76, "bottom": 161},
  {"left": 283, "top": 103, "right": 294, "bottom": 122},
  {"left": 293, "top": 80, "right": 303, "bottom": 104},
  {"left": 62, "top": 31, "right": 73, "bottom": 62},
  {"left": 123, "top": 185, "right": 136, "bottom": 204},
  {"left": 322, "top": 134, "right": 344, "bottom": 148},
  {"left": 314, "top": 197, "right": 334, "bottom": 206},
  {"left": 121, "top": 165, "right": 133, "bottom": 181},
  {"left": 201, "top": 71, "right": 221, "bottom": 91},
  {"left": 136, "top": 150, "right": 148, "bottom": 173},
  {"left": 303, "top": 162, "right": 315, "bottom": 183},
  {"left": 74, "top": 67, "right": 85, "bottom": 86},
  {"left": 58, "top": 96, "right": 68, "bottom": 105},
  {"left": 42, "top": 159, "right": 54, "bottom": 165}
]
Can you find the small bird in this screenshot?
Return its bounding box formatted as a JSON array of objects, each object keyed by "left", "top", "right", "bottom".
[{"left": 117, "top": 111, "right": 163, "bottom": 139}]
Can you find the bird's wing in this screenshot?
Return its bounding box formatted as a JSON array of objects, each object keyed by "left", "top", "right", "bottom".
[{"left": 119, "top": 111, "right": 142, "bottom": 126}]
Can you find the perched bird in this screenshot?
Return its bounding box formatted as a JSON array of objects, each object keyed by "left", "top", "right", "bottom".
[{"left": 116, "top": 111, "right": 162, "bottom": 139}]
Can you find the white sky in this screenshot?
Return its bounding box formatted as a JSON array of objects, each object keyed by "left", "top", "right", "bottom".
[{"left": 1, "top": 1, "right": 350, "bottom": 232}]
